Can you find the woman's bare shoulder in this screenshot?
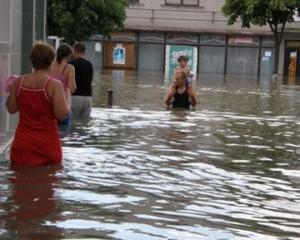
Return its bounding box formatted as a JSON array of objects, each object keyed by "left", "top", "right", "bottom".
[
  {"left": 48, "top": 77, "right": 63, "bottom": 88},
  {"left": 67, "top": 64, "right": 75, "bottom": 71}
]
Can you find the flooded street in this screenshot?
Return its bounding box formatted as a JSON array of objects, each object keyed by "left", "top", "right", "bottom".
[{"left": 1, "top": 71, "right": 300, "bottom": 239}]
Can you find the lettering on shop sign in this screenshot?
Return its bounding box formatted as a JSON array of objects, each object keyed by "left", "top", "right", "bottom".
[{"left": 229, "top": 37, "right": 254, "bottom": 45}]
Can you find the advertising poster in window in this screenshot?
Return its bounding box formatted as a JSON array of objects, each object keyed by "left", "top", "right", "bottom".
[
  {"left": 288, "top": 51, "right": 297, "bottom": 83},
  {"left": 113, "top": 45, "right": 126, "bottom": 65},
  {"left": 165, "top": 45, "right": 198, "bottom": 80},
  {"left": 284, "top": 41, "right": 300, "bottom": 79}
]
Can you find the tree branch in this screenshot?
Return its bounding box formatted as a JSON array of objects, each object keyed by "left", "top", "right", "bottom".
[
  {"left": 279, "top": 21, "right": 286, "bottom": 42},
  {"left": 267, "top": 19, "right": 275, "bottom": 33}
]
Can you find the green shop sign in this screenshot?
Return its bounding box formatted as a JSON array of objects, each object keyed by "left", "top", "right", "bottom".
[{"left": 165, "top": 45, "right": 198, "bottom": 79}]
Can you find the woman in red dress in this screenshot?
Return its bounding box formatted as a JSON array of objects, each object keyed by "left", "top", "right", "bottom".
[{"left": 6, "top": 42, "right": 70, "bottom": 165}]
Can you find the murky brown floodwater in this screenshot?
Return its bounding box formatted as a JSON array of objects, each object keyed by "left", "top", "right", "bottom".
[{"left": 1, "top": 70, "right": 300, "bottom": 240}]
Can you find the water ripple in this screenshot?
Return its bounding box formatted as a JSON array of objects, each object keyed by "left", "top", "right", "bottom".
[{"left": 2, "top": 77, "right": 300, "bottom": 239}]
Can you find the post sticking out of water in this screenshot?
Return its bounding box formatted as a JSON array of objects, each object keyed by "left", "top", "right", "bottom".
[{"left": 108, "top": 89, "right": 113, "bottom": 106}]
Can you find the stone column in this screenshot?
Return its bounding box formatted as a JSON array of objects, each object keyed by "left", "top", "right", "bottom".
[
  {"left": 0, "top": 0, "right": 13, "bottom": 134},
  {"left": 0, "top": 0, "right": 47, "bottom": 143},
  {"left": 22, "top": 0, "right": 47, "bottom": 73}
]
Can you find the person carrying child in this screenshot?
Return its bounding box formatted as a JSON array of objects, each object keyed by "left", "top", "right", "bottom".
[
  {"left": 165, "top": 70, "right": 197, "bottom": 109},
  {"left": 175, "top": 55, "right": 194, "bottom": 84}
]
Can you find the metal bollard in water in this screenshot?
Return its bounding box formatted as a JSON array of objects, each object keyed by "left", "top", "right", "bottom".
[{"left": 108, "top": 89, "right": 113, "bottom": 106}]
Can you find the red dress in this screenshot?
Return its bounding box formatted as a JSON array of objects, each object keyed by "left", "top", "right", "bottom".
[{"left": 10, "top": 77, "right": 62, "bottom": 165}]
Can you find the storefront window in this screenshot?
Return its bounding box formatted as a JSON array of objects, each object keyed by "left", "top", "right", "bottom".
[
  {"left": 166, "top": 33, "right": 198, "bottom": 44},
  {"left": 227, "top": 47, "right": 259, "bottom": 74},
  {"left": 110, "top": 32, "right": 137, "bottom": 42},
  {"left": 262, "top": 37, "right": 275, "bottom": 47},
  {"left": 283, "top": 40, "right": 300, "bottom": 78},
  {"left": 138, "top": 43, "right": 164, "bottom": 71},
  {"left": 228, "top": 36, "right": 259, "bottom": 46},
  {"left": 200, "top": 35, "right": 226, "bottom": 45},
  {"left": 139, "top": 32, "right": 164, "bottom": 43},
  {"left": 199, "top": 46, "right": 225, "bottom": 74},
  {"left": 260, "top": 48, "right": 274, "bottom": 75},
  {"left": 165, "top": 0, "right": 199, "bottom": 6}
]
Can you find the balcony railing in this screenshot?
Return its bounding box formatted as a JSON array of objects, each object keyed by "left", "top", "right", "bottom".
[
  {"left": 125, "top": 7, "right": 300, "bottom": 32},
  {"left": 126, "top": 7, "right": 229, "bottom": 24}
]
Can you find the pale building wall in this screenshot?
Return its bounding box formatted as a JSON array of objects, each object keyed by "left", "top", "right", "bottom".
[
  {"left": 0, "top": 0, "right": 23, "bottom": 134},
  {"left": 0, "top": 0, "right": 47, "bottom": 140},
  {"left": 125, "top": 0, "right": 300, "bottom": 75},
  {"left": 127, "top": 0, "right": 300, "bottom": 34},
  {"left": 125, "top": 0, "right": 272, "bottom": 34}
]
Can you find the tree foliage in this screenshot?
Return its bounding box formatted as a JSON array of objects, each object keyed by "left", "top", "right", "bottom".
[
  {"left": 47, "top": 0, "right": 127, "bottom": 44},
  {"left": 222, "top": 0, "right": 300, "bottom": 74}
]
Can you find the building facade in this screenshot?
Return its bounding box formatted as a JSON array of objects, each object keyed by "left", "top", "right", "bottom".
[
  {"left": 0, "top": 0, "right": 47, "bottom": 146},
  {"left": 87, "top": 0, "right": 300, "bottom": 79}
]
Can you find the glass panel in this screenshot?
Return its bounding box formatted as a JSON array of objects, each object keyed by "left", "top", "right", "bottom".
[
  {"left": 200, "top": 35, "right": 226, "bottom": 45},
  {"left": 85, "top": 41, "right": 103, "bottom": 69},
  {"left": 110, "top": 32, "right": 136, "bottom": 42},
  {"left": 260, "top": 48, "right": 274, "bottom": 75},
  {"left": 227, "top": 47, "right": 259, "bottom": 75},
  {"left": 166, "top": 33, "right": 198, "bottom": 44},
  {"left": 165, "top": 0, "right": 181, "bottom": 4},
  {"left": 183, "top": 0, "right": 198, "bottom": 5},
  {"left": 139, "top": 32, "right": 164, "bottom": 43},
  {"left": 138, "top": 43, "right": 164, "bottom": 71},
  {"left": 262, "top": 37, "right": 275, "bottom": 47},
  {"left": 285, "top": 41, "right": 300, "bottom": 48},
  {"left": 228, "top": 36, "right": 259, "bottom": 46},
  {"left": 199, "top": 46, "right": 225, "bottom": 74}
]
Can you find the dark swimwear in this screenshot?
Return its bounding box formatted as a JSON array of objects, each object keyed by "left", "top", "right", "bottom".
[{"left": 172, "top": 82, "right": 190, "bottom": 109}]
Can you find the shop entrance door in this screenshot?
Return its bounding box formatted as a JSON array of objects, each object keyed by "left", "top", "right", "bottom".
[{"left": 283, "top": 41, "right": 300, "bottom": 82}]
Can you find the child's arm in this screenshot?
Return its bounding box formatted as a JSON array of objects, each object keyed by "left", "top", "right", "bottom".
[
  {"left": 165, "top": 84, "right": 176, "bottom": 107},
  {"left": 187, "top": 85, "right": 197, "bottom": 107}
]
